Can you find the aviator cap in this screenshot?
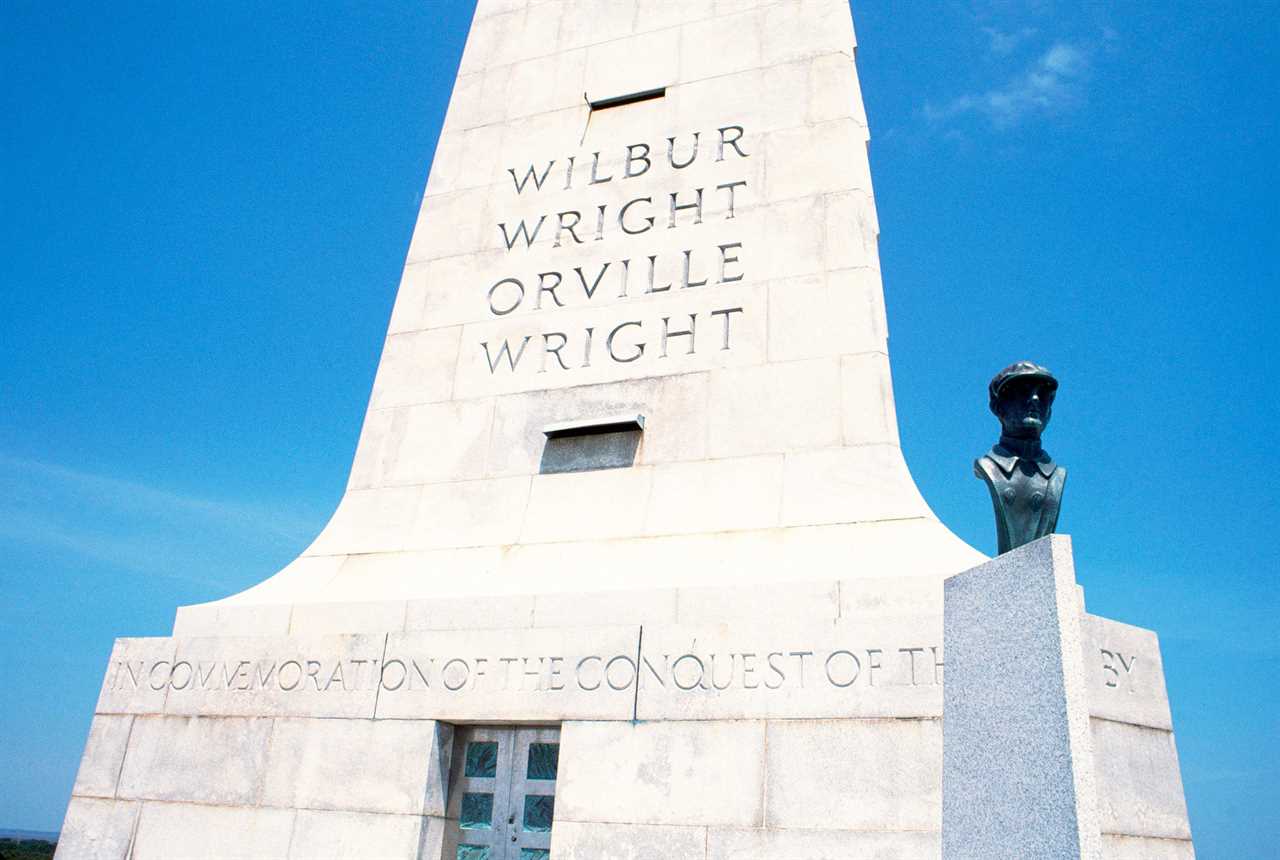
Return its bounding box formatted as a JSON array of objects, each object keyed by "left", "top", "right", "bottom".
[{"left": 988, "top": 361, "right": 1058, "bottom": 413}]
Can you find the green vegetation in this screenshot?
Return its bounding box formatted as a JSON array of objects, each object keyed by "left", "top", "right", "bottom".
[{"left": 0, "top": 837, "right": 57, "bottom": 860}]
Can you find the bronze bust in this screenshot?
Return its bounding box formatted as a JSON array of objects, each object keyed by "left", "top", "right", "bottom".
[{"left": 975, "top": 361, "right": 1066, "bottom": 554}]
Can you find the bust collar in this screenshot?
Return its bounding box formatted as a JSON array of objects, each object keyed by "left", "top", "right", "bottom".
[{"left": 988, "top": 442, "right": 1057, "bottom": 479}]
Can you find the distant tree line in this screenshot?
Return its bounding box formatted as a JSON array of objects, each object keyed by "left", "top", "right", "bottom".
[{"left": 0, "top": 837, "right": 57, "bottom": 860}]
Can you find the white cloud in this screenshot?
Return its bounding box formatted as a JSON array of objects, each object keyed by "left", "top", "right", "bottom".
[
  {"left": 983, "top": 26, "right": 1038, "bottom": 57},
  {"left": 924, "top": 41, "right": 1091, "bottom": 129},
  {"left": 0, "top": 454, "right": 318, "bottom": 587}
]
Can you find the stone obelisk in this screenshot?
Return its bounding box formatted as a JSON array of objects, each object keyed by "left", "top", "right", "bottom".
[{"left": 57, "top": 3, "right": 1193, "bottom": 858}]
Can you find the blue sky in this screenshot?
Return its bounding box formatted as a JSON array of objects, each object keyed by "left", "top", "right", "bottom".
[{"left": 1, "top": 1, "right": 1276, "bottom": 854}]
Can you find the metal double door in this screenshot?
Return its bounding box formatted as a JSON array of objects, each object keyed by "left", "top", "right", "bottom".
[{"left": 445, "top": 726, "right": 560, "bottom": 860}]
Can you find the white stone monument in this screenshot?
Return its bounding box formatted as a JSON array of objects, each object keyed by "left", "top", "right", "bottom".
[{"left": 57, "top": 2, "right": 1194, "bottom": 858}]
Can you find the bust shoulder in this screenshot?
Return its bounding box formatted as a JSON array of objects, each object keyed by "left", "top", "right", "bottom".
[{"left": 974, "top": 454, "right": 1006, "bottom": 484}]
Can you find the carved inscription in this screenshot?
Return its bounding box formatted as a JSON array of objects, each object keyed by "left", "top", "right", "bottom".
[
  {"left": 481, "top": 126, "right": 753, "bottom": 379},
  {"left": 1099, "top": 647, "right": 1138, "bottom": 691},
  {"left": 105, "top": 646, "right": 1147, "bottom": 698},
  {"left": 106, "top": 644, "right": 944, "bottom": 696}
]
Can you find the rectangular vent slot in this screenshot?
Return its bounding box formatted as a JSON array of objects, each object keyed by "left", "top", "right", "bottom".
[
  {"left": 587, "top": 87, "right": 666, "bottom": 112},
  {"left": 540, "top": 414, "right": 644, "bottom": 474}
]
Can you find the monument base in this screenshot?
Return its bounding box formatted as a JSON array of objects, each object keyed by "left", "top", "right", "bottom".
[{"left": 57, "top": 537, "right": 1191, "bottom": 859}]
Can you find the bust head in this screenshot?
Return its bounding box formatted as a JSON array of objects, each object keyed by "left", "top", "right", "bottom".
[{"left": 988, "top": 361, "right": 1058, "bottom": 441}]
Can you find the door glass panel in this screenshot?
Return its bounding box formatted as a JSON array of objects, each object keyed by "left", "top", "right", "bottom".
[
  {"left": 460, "top": 792, "right": 494, "bottom": 829},
  {"left": 521, "top": 795, "right": 555, "bottom": 833},
  {"left": 466, "top": 741, "right": 499, "bottom": 778},
  {"left": 449, "top": 726, "right": 559, "bottom": 859},
  {"left": 526, "top": 743, "right": 559, "bottom": 780}
]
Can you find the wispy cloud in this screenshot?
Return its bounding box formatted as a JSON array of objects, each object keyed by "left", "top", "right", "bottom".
[
  {"left": 0, "top": 454, "right": 320, "bottom": 588},
  {"left": 982, "top": 25, "right": 1038, "bottom": 57},
  {"left": 924, "top": 41, "right": 1091, "bottom": 129}
]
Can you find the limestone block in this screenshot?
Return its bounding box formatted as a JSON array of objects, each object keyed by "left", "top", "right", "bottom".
[
  {"left": 348, "top": 408, "right": 395, "bottom": 490},
  {"left": 557, "top": 720, "right": 766, "bottom": 827},
  {"left": 95, "top": 638, "right": 175, "bottom": 716},
  {"left": 289, "top": 599, "right": 407, "bottom": 635},
  {"left": 457, "top": 7, "right": 517, "bottom": 74},
  {"left": 643, "top": 455, "right": 782, "bottom": 536},
  {"left": 71, "top": 714, "right": 133, "bottom": 798},
  {"left": 533, "top": 587, "right": 677, "bottom": 627},
  {"left": 767, "top": 269, "right": 885, "bottom": 363},
  {"left": 130, "top": 803, "right": 295, "bottom": 860},
  {"left": 314, "top": 547, "right": 507, "bottom": 601},
  {"left": 215, "top": 603, "right": 293, "bottom": 636},
  {"left": 825, "top": 189, "right": 880, "bottom": 272},
  {"left": 763, "top": 120, "right": 873, "bottom": 203},
  {"left": 225, "top": 555, "right": 348, "bottom": 605},
  {"left": 441, "top": 68, "right": 483, "bottom": 132},
  {"left": 636, "top": 618, "right": 942, "bottom": 721},
  {"left": 781, "top": 445, "right": 929, "bottom": 528},
  {"left": 1100, "top": 834, "right": 1196, "bottom": 859},
  {"left": 559, "top": 0, "right": 636, "bottom": 51},
  {"left": 707, "top": 827, "right": 940, "bottom": 860},
  {"left": 943, "top": 535, "right": 1102, "bottom": 859},
  {"left": 305, "top": 486, "right": 420, "bottom": 555},
  {"left": 504, "top": 50, "right": 588, "bottom": 121},
  {"left": 375, "top": 626, "right": 640, "bottom": 721},
  {"left": 666, "top": 63, "right": 809, "bottom": 137},
  {"left": 840, "top": 575, "right": 944, "bottom": 620},
  {"left": 757, "top": 195, "right": 827, "bottom": 282},
  {"left": 417, "top": 249, "right": 508, "bottom": 332},
  {"left": 286, "top": 810, "right": 429, "bottom": 860},
  {"left": 411, "top": 475, "right": 531, "bottom": 551},
  {"left": 406, "top": 593, "right": 534, "bottom": 631},
  {"left": 679, "top": 8, "right": 764, "bottom": 83},
  {"left": 386, "top": 261, "right": 432, "bottom": 335},
  {"left": 451, "top": 63, "right": 516, "bottom": 134},
  {"left": 551, "top": 820, "right": 708, "bottom": 859},
  {"left": 475, "top": 0, "right": 525, "bottom": 20},
  {"left": 484, "top": 378, "right": 661, "bottom": 476},
  {"left": 675, "top": 578, "right": 839, "bottom": 625},
  {"left": 161, "top": 634, "right": 383, "bottom": 719},
  {"left": 706, "top": 359, "right": 842, "bottom": 457},
  {"left": 406, "top": 184, "right": 495, "bottom": 260},
  {"left": 425, "top": 124, "right": 506, "bottom": 198},
  {"left": 369, "top": 327, "right": 463, "bottom": 409},
  {"left": 498, "top": 529, "right": 763, "bottom": 592},
  {"left": 262, "top": 718, "right": 450, "bottom": 816},
  {"left": 842, "top": 351, "right": 900, "bottom": 445},
  {"left": 503, "top": 3, "right": 564, "bottom": 67},
  {"left": 172, "top": 603, "right": 220, "bottom": 637},
  {"left": 1085, "top": 614, "right": 1173, "bottom": 730},
  {"left": 585, "top": 28, "right": 679, "bottom": 102},
  {"left": 115, "top": 715, "right": 270, "bottom": 806},
  {"left": 635, "top": 0, "right": 708, "bottom": 34},
  {"left": 809, "top": 51, "right": 867, "bottom": 126},
  {"left": 380, "top": 399, "right": 495, "bottom": 486},
  {"left": 520, "top": 467, "right": 654, "bottom": 543},
  {"left": 54, "top": 797, "right": 138, "bottom": 860},
  {"left": 492, "top": 519, "right": 979, "bottom": 596},
  {"left": 764, "top": 718, "right": 942, "bottom": 831},
  {"left": 762, "top": 0, "right": 856, "bottom": 65},
  {"left": 1092, "top": 719, "right": 1192, "bottom": 840},
  {"left": 175, "top": 600, "right": 291, "bottom": 639}
]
